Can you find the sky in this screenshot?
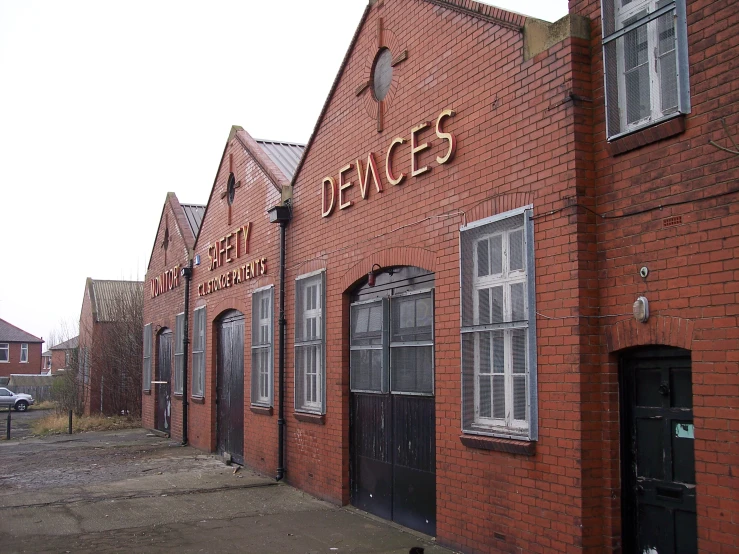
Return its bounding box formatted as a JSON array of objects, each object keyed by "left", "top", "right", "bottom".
[{"left": 0, "top": 0, "right": 568, "bottom": 349}]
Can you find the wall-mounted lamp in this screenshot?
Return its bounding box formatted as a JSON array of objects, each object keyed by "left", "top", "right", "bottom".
[
  {"left": 367, "top": 264, "right": 395, "bottom": 287},
  {"left": 633, "top": 296, "right": 649, "bottom": 323},
  {"left": 180, "top": 266, "right": 192, "bottom": 279}
]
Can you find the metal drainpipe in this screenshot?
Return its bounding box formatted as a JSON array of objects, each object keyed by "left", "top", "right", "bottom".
[
  {"left": 276, "top": 218, "right": 288, "bottom": 481},
  {"left": 181, "top": 261, "right": 193, "bottom": 446}
]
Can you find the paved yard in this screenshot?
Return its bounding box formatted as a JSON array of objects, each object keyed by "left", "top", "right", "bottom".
[{"left": 0, "top": 428, "right": 455, "bottom": 554}]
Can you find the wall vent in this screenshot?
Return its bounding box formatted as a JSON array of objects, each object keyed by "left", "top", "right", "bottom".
[{"left": 662, "top": 216, "right": 682, "bottom": 228}]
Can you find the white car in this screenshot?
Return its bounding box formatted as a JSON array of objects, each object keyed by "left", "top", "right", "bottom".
[{"left": 0, "top": 387, "right": 34, "bottom": 411}]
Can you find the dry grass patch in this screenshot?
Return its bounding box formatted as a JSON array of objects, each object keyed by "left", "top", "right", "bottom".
[
  {"left": 32, "top": 414, "right": 141, "bottom": 436},
  {"left": 30, "top": 400, "right": 57, "bottom": 411}
]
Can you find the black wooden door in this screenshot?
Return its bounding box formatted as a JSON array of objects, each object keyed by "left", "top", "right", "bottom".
[
  {"left": 350, "top": 268, "right": 435, "bottom": 536},
  {"left": 156, "top": 330, "right": 172, "bottom": 434},
  {"left": 621, "top": 347, "right": 697, "bottom": 554},
  {"left": 217, "top": 311, "right": 245, "bottom": 466}
]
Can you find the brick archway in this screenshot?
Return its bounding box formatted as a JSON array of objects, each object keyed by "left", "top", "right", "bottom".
[
  {"left": 340, "top": 246, "right": 437, "bottom": 292},
  {"left": 606, "top": 316, "right": 694, "bottom": 353}
]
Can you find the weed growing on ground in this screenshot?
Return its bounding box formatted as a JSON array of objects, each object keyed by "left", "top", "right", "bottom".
[
  {"left": 32, "top": 414, "right": 141, "bottom": 436},
  {"left": 30, "top": 400, "right": 57, "bottom": 410}
]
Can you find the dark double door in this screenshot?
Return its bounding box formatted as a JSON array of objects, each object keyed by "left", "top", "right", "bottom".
[
  {"left": 217, "top": 311, "right": 245, "bottom": 466},
  {"left": 350, "top": 267, "right": 436, "bottom": 536},
  {"left": 156, "top": 330, "right": 172, "bottom": 434},
  {"left": 621, "top": 347, "right": 697, "bottom": 554}
]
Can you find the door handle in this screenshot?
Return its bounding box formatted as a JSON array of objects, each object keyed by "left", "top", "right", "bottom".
[{"left": 656, "top": 485, "right": 683, "bottom": 500}]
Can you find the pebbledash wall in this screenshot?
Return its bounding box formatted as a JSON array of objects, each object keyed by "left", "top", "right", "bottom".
[{"left": 141, "top": 0, "right": 739, "bottom": 552}]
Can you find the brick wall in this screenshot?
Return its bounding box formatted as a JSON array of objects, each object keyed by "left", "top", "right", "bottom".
[
  {"left": 186, "top": 130, "right": 283, "bottom": 476},
  {"left": 142, "top": 193, "right": 196, "bottom": 438},
  {"left": 567, "top": 0, "right": 739, "bottom": 552},
  {"left": 284, "top": 1, "right": 598, "bottom": 552}
]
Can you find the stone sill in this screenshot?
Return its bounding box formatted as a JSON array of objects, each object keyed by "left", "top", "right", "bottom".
[
  {"left": 250, "top": 406, "right": 273, "bottom": 416},
  {"left": 607, "top": 115, "right": 685, "bottom": 156},
  {"left": 191, "top": 396, "right": 205, "bottom": 404},
  {"left": 460, "top": 434, "right": 536, "bottom": 456},
  {"left": 293, "top": 412, "right": 325, "bottom": 425}
]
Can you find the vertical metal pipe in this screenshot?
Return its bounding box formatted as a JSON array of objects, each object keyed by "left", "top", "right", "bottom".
[
  {"left": 181, "top": 262, "right": 192, "bottom": 446},
  {"left": 276, "top": 219, "right": 287, "bottom": 481},
  {"left": 68, "top": 410, "right": 73, "bottom": 434},
  {"left": 6, "top": 406, "right": 11, "bottom": 440}
]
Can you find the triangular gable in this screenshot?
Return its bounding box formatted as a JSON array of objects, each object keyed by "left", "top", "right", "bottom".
[
  {"left": 146, "top": 192, "right": 202, "bottom": 272},
  {"left": 193, "top": 126, "right": 300, "bottom": 251},
  {"left": 290, "top": 0, "right": 528, "bottom": 186}
]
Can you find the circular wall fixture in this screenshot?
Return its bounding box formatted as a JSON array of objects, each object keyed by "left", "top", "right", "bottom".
[{"left": 371, "top": 47, "right": 393, "bottom": 101}]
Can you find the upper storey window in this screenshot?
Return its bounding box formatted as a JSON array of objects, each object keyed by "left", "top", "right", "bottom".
[{"left": 602, "top": 0, "right": 690, "bottom": 140}]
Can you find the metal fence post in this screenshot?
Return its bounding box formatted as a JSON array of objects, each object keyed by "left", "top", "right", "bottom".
[
  {"left": 68, "top": 410, "right": 73, "bottom": 434},
  {"left": 6, "top": 406, "right": 11, "bottom": 440}
]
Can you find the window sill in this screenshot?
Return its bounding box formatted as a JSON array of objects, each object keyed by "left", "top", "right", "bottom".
[
  {"left": 460, "top": 434, "right": 536, "bottom": 456},
  {"left": 173, "top": 393, "right": 183, "bottom": 399},
  {"left": 143, "top": 390, "right": 151, "bottom": 395},
  {"left": 251, "top": 406, "right": 273, "bottom": 416},
  {"left": 191, "top": 396, "right": 205, "bottom": 404},
  {"left": 293, "top": 412, "right": 325, "bottom": 425},
  {"left": 607, "top": 115, "right": 685, "bottom": 156}
]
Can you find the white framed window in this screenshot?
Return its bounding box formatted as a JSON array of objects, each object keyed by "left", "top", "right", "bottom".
[
  {"left": 461, "top": 207, "right": 538, "bottom": 440},
  {"left": 174, "top": 313, "right": 185, "bottom": 395},
  {"left": 192, "top": 307, "right": 206, "bottom": 398},
  {"left": 20, "top": 343, "right": 28, "bottom": 363},
  {"left": 251, "top": 286, "right": 274, "bottom": 407},
  {"left": 602, "top": 0, "right": 689, "bottom": 139},
  {"left": 295, "top": 271, "right": 325, "bottom": 414},
  {"left": 143, "top": 324, "right": 152, "bottom": 391},
  {"left": 0, "top": 343, "right": 8, "bottom": 363}
]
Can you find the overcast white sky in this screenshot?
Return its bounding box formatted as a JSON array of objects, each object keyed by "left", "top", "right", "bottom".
[{"left": 0, "top": 0, "right": 568, "bottom": 348}]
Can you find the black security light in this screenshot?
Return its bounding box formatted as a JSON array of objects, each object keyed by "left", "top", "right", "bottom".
[
  {"left": 180, "top": 266, "right": 192, "bottom": 278},
  {"left": 268, "top": 205, "right": 291, "bottom": 224}
]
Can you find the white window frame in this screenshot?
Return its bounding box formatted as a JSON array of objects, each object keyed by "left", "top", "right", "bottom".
[
  {"left": 251, "top": 286, "right": 274, "bottom": 407},
  {"left": 295, "top": 270, "right": 325, "bottom": 414},
  {"left": 20, "top": 343, "right": 28, "bottom": 363},
  {"left": 602, "top": 0, "right": 690, "bottom": 140},
  {"left": 192, "top": 307, "right": 206, "bottom": 398},
  {"left": 174, "top": 312, "right": 185, "bottom": 395},
  {"left": 461, "top": 207, "right": 538, "bottom": 441},
  {"left": 143, "top": 324, "right": 152, "bottom": 391},
  {"left": 0, "top": 343, "right": 8, "bottom": 363}
]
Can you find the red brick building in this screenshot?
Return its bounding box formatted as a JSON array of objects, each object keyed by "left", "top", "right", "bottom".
[
  {"left": 141, "top": 127, "right": 304, "bottom": 472},
  {"left": 49, "top": 336, "right": 78, "bottom": 373},
  {"left": 0, "top": 319, "right": 43, "bottom": 377},
  {"left": 78, "top": 278, "right": 143, "bottom": 416},
  {"left": 142, "top": 192, "right": 204, "bottom": 437},
  {"left": 145, "top": 0, "right": 738, "bottom": 552}
]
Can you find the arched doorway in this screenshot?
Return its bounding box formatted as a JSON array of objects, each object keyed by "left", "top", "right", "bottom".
[
  {"left": 155, "top": 329, "right": 172, "bottom": 434},
  {"left": 217, "top": 310, "right": 245, "bottom": 465},
  {"left": 349, "top": 266, "right": 436, "bottom": 536},
  {"left": 620, "top": 346, "right": 696, "bottom": 553}
]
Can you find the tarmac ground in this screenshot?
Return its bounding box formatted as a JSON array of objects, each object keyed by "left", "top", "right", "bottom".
[{"left": 0, "top": 426, "right": 456, "bottom": 554}]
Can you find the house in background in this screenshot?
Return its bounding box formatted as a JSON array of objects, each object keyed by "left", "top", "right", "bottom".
[
  {"left": 41, "top": 350, "right": 52, "bottom": 373},
  {"left": 0, "top": 318, "right": 43, "bottom": 377},
  {"left": 50, "top": 336, "right": 79, "bottom": 373},
  {"left": 78, "top": 279, "right": 143, "bottom": 416}
]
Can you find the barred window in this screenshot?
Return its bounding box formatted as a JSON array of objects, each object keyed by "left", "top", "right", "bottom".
[
  {"left": 461, "top": 208, "right": 538, "bottom": 440},
  {"left": 251, "top": 286, "right": 274, "bottom": 407},
  {"left": 174, "top": 313, "right": 185, "bottom": 395},
  {"left": 602, "top": 0, "right": 689, "bottom": 139},
  {"left": 143, "top": 324, "right": 152, "bottom": 391},
  {"left": 295, "top": 271, "right": 325, "bottom": 414},
  {"left": 192, "top": 307, "right": 206, "bottom": 397}
]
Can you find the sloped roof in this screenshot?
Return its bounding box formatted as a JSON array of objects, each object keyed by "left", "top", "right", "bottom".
[
  {"left": 0, "top": 319, "right": 42, "bottom": 343},
  {"left": 50, "top": 336, "right": 78, "bottom": 350},
  {"left": 88, "top": 279, "right": 143, "bottom": 323},
  {"left": 255, "top": 140, "right": 305, "bottom": 181},
  {"left": 181, "top": 203, "right": 206, "bottom": 237}
]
